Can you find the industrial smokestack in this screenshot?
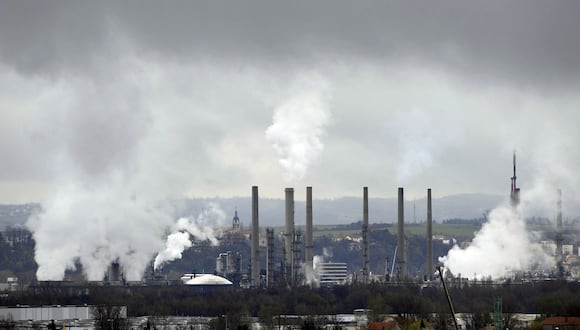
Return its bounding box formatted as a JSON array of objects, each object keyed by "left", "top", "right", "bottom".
[
  {"left": 397, "top": 187, "right": 407, "bottom": 279},
  {"left": 556, "top": 189, "right": 564, "bottom": 279},
  {"left": 362, "top": 187, "right": 369, "bottom": 283},
  {"left": 305, "top": 187, "right": 314, "bottom": 271},
  {"left": 251, "top": 186, "right": 260, "bottom": 288},
  {"left": 426, "top": 188, "right": 433, "bottom": 280},
  {"left": 266, "top": 228, "right": 275, "bottom": 287},
  {"left": 285, "top": 188, "right": 295, "bottom": 284},
  {"left": 108, "top": 261, "right": 121, "bottom": 283}
]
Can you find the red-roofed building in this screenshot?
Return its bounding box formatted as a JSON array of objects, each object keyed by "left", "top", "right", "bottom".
[
  {"left": 543, "top": 317, "right": 580, "bottom": 330},
  {"left": 367, "top": 320, "right": 401, "bottom": 330}
]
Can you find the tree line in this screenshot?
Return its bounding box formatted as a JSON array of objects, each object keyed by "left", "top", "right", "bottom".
[{"left": 2, "top": 281, "right": 580, "bottom": 325}]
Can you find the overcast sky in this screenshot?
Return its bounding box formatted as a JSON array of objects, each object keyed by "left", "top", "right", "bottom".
[{"left": 1, "top": 1, "right": 580, "bottom": 207}]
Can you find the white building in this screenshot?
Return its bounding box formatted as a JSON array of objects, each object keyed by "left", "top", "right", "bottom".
[{"left": 317, "top": 262, "right": 348, "bottom": 286}]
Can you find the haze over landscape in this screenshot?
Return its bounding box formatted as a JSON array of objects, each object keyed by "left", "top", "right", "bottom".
[{"left": 1, "top": 1, "right": 580, "bottom": 282}]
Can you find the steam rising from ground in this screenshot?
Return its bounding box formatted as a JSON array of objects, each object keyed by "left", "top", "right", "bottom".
[
  {"left": 440, "top": 203, "right": 552, "bottom": 279},
  {"left": 266, "top": 80, "right": 331, "bottom": 181},
  {"left": 22, "top": 62, "right": 230, "bottom": 281},
  {"left": 154, "top": 204, "right": 224, "bottom": 270},
  {"left": 27, "top": 183, "right": 173, "bottom": 281}
]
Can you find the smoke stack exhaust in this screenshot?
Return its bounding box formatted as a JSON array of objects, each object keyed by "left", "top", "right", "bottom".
[
  {"left": 305, "top": 187, "right": 314, "bottom": 271},
  {"left": 251, "top": 186, "right": 260, "bottom": 288},
  {"left": 426, "top": 188, "right": 433, "bottom": 280},
  {"left": 285, "top": 188, "right": 295, "bottom": 283},
  {"left": 397, "top": 187, "right": 407, "bottom": 279},
  {"left": 362, "top": 187, "right": 369, "bottom": 283}
]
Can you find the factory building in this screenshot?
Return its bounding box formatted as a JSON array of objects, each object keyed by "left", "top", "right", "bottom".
[
  {"left": 0, "top": 305, "right": 126, "bottom": 329},
  {"left": 318, "top": 262, "right": 348, "bottom": 286},
  {"left": 216, "top": 250, "right": 242, "bottom": 286}
]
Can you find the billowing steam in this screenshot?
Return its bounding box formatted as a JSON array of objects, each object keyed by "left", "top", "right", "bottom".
[
  {"left": 265, "top": 84, "right": 331, "bottom": 181},
  {"left": 27, "top": 182, "right": 173, "bottom": 281},
  {"left": 154, "top": 203, "right": 224, "bottom": 270},
  {"left": 22, "top": 66, "right": 227, "bottom": 282},
  {"left": 439, "top": 203, "right": 552, "bottom": 279},
  {"left": 302, "top": 248, "right": 332, "bottom": 287}
]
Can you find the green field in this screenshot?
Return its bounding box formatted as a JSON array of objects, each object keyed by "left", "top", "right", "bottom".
[
  {"left": 396, "top": 223, "right": 481, "bottom": 239},
  {"left": 282, "top": 223, "right": 483, "bottom": 239},
  {"left": 268, "top": 224, "right": 366, "bottom": 238}
]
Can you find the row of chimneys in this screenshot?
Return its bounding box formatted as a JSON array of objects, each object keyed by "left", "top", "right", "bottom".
[
  {"left": 251, "top": 186, "right": 315, "bottom": 287},
  {"left": 250, "top": 186, "right": 434, "bottom": 287}
]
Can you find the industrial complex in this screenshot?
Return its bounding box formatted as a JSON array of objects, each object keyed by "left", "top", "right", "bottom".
[{"left": 1, "top": 154, "right": 580, "bottom": 329}]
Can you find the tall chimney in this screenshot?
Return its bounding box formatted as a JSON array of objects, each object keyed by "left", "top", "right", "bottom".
[
  {"left": 426, "top": 188, "right": 433, "bottom": 280},
  {"left": 305, "top": 187, "right": 314, "bottom": 271},
  {"left": 397, "top": 187, "right": 407, "bottom": 279},
  {"left": 251, "top": 186, "right": 260, "bottom": 288},
  {"left": 556, "top": 189, "right": 564, "bottom": 279},
  {"left": 285, "top": 188, "right": 295, "bottom": 283},
  {"left": 362, "top": 187, "right": 370, "bottom": 283},
  {"left": 266, "top": 228, "right": 275, "bottom": 287}
]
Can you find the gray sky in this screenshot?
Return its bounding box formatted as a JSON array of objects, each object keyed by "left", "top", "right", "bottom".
[{"left": 1, "top": 0, "right": 580, "bottom": 207}]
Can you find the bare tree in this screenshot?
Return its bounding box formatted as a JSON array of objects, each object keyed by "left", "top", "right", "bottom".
[{"left": 91, "top": 304, "right": 129, "bottom": 330}]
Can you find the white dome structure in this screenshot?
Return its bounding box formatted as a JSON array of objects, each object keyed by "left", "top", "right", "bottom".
[{"left": 184, "top": 274, "right": 233, "bottom": 286}]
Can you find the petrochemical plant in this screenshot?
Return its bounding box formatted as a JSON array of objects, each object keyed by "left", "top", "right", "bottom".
[
  {"left": 1, "top": 153, "right": 579, "bottom": 292},
  {"left": 207, "top": 152, "right": 579, "bottom": 289},
  {"left": 2, "top": 154, "right": 580, "bottom": 330}
]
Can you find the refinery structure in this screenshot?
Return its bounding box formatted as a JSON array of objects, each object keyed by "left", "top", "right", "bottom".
[
  {"left": 1, "top": 153, "right": 579, "bottom": 290},
  {"left": 2, "top": 153, "right": 580, "bottom": 330},
  {"left": 208, "top": 152, "right": 580, "bottom": 288}
]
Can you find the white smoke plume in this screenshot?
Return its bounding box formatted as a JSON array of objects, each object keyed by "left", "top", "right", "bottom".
[
  {"left": 265, "top": 80, "right": 331, "bottom": 181},
  {"left": 302, "top": 255, "right": 322, "bottom": 287},
  {"left": 27, "top": 182, "right": 173, "bottom": 281},
  {"left": 439, "top": 203, "right": 552, "bottom": 279},
  {"left": 153, "top": 232, "right": 192, "bottom": 271},
  {"left": 302, "top": 248, "right": 332, "bottom": 287},
  {"left": 154, "top": 203, "right": 225, "bottom": 270},
  {"left": 23, "top": 58, "right": 230, "bottom": 282}
]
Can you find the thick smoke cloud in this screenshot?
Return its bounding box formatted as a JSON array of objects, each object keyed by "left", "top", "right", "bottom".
[
  {"left": 2, "top": 2, "right": 580, "bottom": 205},
  {"left": 22, "top": 60, "right": 229, "bottom": 281},
  {"left": 27, "top": 183, "right": 172, "bottom": 281},
  {"left": 440, "top": 199, "right": 553, "bottom": 279},
  {"left": 266, "top": 77, "right": 331, "bottom": 181}
]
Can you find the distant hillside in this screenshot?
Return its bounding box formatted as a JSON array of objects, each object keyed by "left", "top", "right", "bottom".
[
  {"left": 169, "top": 193, "right": 506, "bottom": 227},
  {"left": 0, "top": 204, "right": 39, "bottom": 230},
  {"left": 6, "top": 192, "right": 576, "bottom": 229}
]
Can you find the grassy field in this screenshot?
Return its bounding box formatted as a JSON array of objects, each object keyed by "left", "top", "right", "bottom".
[
  {"left": 396, "top": 223, "right": 481, "bottom": 239},
  {"left": 258, "top": 222, "right": 575, "bottom": 240},
  {"left": 285, "top": 223, "right": 483, "bottom": 239}
]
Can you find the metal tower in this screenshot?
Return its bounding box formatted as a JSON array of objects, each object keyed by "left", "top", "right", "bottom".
[
  {"left": 510, "top": 151, "right": 520, "bottom": 207},
  {"left": 494, "top": 296, "right": 504, "bottom": 330}
]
